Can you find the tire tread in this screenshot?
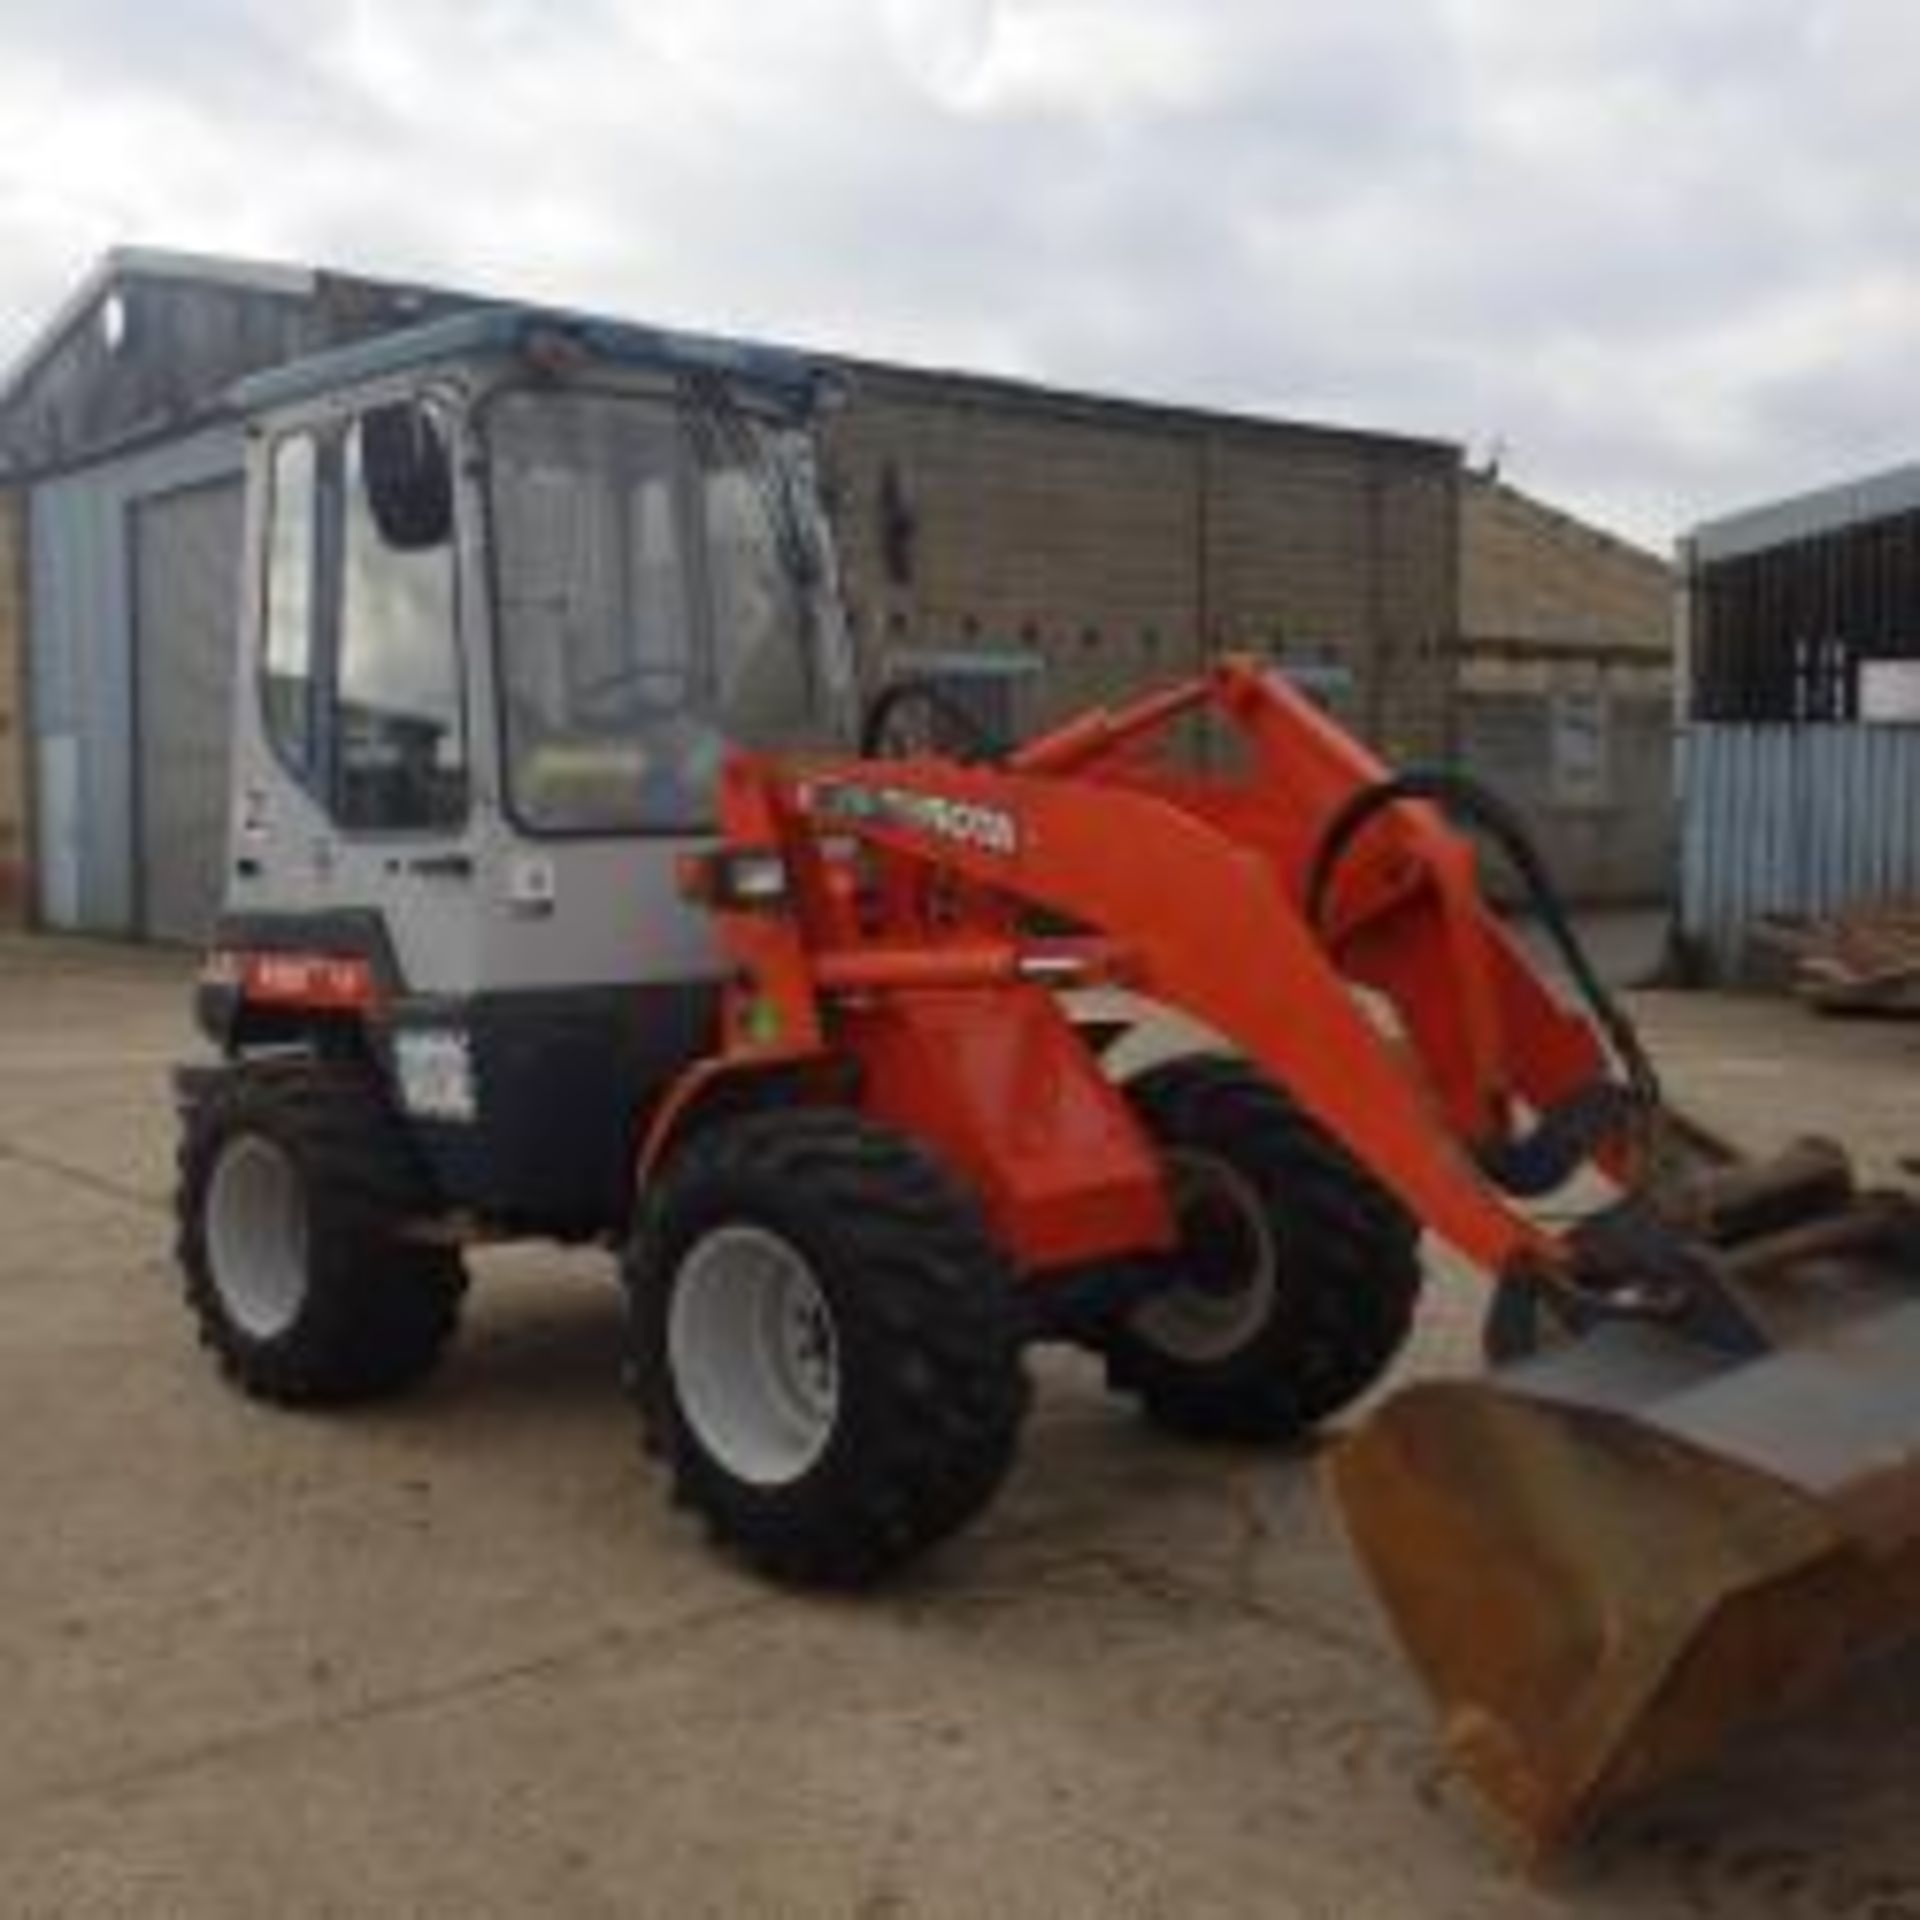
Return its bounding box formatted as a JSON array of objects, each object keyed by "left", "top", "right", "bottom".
[
  {"left": 1103, "top": 1056, "right": 1421, "bottom": 1440},
  {"left": 626, "top": 1109, "right": 1029, "bottom": 1587},
  {"left": 175, "top": 1057, "right": 465, "bottom": 1405}
]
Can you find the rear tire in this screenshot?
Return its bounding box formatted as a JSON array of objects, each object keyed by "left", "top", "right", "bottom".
[
  {"left": 1099, "top": 1057, "right": 1422, "bottom": 1440},
  {"left": 175, "top": 1059, "right": 466, "bottom": 1405},
  {"left": 626, "top": 1110, "right": 1029, "bottom": 1587}
]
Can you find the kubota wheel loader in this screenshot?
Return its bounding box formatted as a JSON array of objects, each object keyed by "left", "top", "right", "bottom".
[{"left": 176, "top": 305, "right": 1920, "bottom": 1858}]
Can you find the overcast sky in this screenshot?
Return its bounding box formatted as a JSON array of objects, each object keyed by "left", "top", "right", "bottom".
[{"left": 0, "top": 0, "right": 1913, "bottom": 546}]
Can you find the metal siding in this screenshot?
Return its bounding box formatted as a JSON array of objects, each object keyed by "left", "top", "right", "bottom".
[
  {"left": 30, "top": 478, "right": 130, "bottom": 929},
  {"left": 1, "top": 267, "right": 473, "bottom": 476},
  {"left": 26, "top": 425, "right": 242, "bottom": 932},
  {"left": 1680, "top": 723, "right": 1920, "bottom": 976}
]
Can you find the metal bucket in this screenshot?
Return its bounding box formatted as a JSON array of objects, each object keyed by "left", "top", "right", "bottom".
[{"left": 1328, "top": 1295, "right": 1920, "bottom": 1857}]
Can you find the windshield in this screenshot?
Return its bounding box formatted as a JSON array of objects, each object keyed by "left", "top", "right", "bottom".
[{"left": 486, "top": 385, "right": 851, "bottom": 834}]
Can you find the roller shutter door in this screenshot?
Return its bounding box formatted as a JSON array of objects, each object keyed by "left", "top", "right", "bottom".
[{"left": 134, "top": 478, "right": 244, "bottom": 943}]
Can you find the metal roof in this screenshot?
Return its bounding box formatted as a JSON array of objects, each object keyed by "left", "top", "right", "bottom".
[
  {"left": 228, "top": 305, "right": 829, "bottom": 414},
  {"left": 832, "top": 353, "right": 1458, "bottom": 465},
  {"left": 1689, "top": 461, "right": 1920, "bottom": 565},
  {"left": 3, "top": 246, "right": 1472, "bottom": 488},
  {"left": 0, "top": 245, "right": 320, "bottom": 415}
]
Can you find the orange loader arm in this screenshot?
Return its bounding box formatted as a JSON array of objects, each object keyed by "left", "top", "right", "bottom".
[{"left": 660, "top": 657, "right": 1618, "bottom": 1288}]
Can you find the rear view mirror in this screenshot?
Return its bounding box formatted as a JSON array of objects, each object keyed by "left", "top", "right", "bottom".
[{"left": 361, "top": 401, "right": 452, "bottom": 551}]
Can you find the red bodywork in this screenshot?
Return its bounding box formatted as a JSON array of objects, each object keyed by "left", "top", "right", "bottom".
[{"left": 651, "top": 658, "right": 1616, "bottom": 1286}]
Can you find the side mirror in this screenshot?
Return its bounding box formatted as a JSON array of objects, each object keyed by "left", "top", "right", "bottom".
[{"left": 361, "top": 401, "right": 452, "bottom": 551}]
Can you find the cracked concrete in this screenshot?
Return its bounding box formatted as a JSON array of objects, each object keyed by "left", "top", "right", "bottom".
[{"left": 3, "top": 933, "right": 1919, "bottom": 1918}]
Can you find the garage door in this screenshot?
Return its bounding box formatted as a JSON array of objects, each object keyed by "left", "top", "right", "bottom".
[{"left": 134, "top": 478, "right": 244, "bottom": 944}]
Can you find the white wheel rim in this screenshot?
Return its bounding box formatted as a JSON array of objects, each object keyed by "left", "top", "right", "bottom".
[
  {"left": 1129, "top": 1148, "right": 1280, "bottom": 1364},
  {"left": 205, "top": 1133, "right": 310, "bottom": 1340},
  {"left": 668, "top": 1224, "right": 841, "bottom": 1487}
]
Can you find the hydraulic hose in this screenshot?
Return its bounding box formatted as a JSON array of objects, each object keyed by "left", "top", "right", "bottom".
[{"left": 1303, "top": 768, "right": 1663, "bottom": 1128}]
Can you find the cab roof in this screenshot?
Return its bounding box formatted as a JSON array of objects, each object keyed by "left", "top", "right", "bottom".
[{"left": 228, "top": 304, "right": 830, "bottom": 416}]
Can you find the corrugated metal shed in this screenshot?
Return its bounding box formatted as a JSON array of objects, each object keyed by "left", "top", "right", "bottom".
[
  {"left": 1681, "top": 457, "right": 1920, "bottom": 979},
  {"left": 1679, "top": 723, "right": 1920, "bottom": 977},
  {"left": 28, "top": 425, "right": 242, "bottom": 932}
]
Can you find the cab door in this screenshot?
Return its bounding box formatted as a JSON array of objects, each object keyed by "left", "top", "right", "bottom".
[
  {"left": 319, "top": 398, "right": 480, "bottom": 993},
  {"left": 226, "top": 393, "right": 481, "bottom": 994}
]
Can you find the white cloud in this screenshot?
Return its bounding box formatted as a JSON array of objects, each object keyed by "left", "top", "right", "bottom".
[
  {"left": 0, "top": 0, "right": 1913, "bottom": 545},
  {"left": 879, "top": 0, "right": 999, "bottom": 105}
]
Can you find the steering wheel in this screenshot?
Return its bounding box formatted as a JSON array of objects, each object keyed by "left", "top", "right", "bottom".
[{"left": 859, "top": 678, "right": 1007, "bottom": 761}]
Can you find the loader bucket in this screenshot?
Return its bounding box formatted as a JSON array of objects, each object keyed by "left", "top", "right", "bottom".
[{"left": 1327, "top": 1297, "right": 1920, "bottom": 1858}]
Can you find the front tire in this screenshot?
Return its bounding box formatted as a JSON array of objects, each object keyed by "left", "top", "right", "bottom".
[
  {"left": 175, "top": 1059, "right": 466, "bottom": 1405},
  {"left": 626, "top": 1110, "right": 1029, "bottom": 1588},
  {"left": 1100, "top": 1057, "right": 1422, "bottom": 1440}
]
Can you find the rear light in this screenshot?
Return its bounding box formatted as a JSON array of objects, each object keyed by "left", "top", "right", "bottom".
[
  {"left": 679, "top": 848, "right": 790, "bottom": 910},
  {"left": 210, "top": 949, "right": 378, "bottom": 1010}
]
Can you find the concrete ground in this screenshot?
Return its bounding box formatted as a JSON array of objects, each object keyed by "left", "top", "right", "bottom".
[{"left": 4, "top": 934, "right": 1920, "bottom": 1919}]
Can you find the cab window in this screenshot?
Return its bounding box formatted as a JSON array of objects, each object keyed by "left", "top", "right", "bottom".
[
  {"left": 260, "top": 432, "right": 319, "bottom": 775},
  {"left": 487, "top": 386, "right": 846, "bottom": 835},
  {"left": 256, "top": 400, "right": 467, "bottom": 834},
  {"left": 335, "top": 404, "right": 465, "bottom": 831}
]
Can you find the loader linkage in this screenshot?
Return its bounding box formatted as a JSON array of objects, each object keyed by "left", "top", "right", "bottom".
[{"left": 664, "top": 657, "right": 1631, "bottom": 1288}]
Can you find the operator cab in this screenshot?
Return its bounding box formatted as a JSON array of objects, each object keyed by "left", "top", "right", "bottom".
[{"left": 210, "top": 307, "right": 856, "bottom": 1233}]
